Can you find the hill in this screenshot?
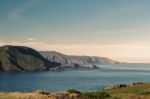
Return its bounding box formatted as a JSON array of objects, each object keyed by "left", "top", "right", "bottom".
[
  {"left": 40, "top": 51, "right": 120, "bottom": 68},
  {"left": 0, "top": 45, "right": 60, "bottom": 72}
]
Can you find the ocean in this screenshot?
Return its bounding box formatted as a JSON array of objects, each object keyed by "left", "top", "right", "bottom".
[{"left": 0, "top": 64, "right": 150, "bottom": 92}]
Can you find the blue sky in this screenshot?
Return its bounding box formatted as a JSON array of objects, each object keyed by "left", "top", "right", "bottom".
[{"left": 0, "top": 0, "right": 150, "bottom": 62}]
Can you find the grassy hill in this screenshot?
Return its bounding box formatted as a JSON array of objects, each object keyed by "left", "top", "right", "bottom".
[
  {"left": 1, "top": 82, "right": 150, "bottom": 99},
  {"left": 105, "top": 83, "right": 150, "bottom": 99}
]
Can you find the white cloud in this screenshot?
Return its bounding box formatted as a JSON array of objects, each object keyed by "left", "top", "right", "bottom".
[
  {"left": 0, "top": 40, "right": 150, "bottom": 63},
  {"left": 0, "top": 0, "right": 41, "bottom": 28},
  {"left": 27, "top": 38, "right": 36, "bottom": 41},
  {"left": 8, "top": 0, "right": 39, "bottom": 20}
]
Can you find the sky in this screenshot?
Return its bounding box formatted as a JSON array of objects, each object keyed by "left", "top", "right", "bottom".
[{"left": 0, "top": 0, "right": 150, "bottom": 63}]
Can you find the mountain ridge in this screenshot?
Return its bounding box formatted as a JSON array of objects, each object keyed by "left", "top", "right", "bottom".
[
  {"left": 40, "top": 51, "right": 120, "bottom": 68},
  {"left": 0, "top": 45, "right": 121, "bottom": 72},
  {"left": 0, "top": 45, "right": 60, "bottom": 72}
]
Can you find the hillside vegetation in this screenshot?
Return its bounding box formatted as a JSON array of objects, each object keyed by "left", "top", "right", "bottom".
[
  {"left": 0, "top": 45, "right": 60, "bottom": 72},
  {"left": 1, "top": 82, "right": 150, "bottom": 99},
  {"left": 40, "top": 51, "right": 120, "bottom": 68}
]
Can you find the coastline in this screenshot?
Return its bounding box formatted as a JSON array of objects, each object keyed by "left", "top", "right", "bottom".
[{"left": 0, "top": 82, "right": 150, "bottom": 99}]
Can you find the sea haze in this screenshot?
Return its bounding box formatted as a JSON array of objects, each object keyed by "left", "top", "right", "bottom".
[{"left": 0, "top": 64, "right": 150, "bottom": 92}]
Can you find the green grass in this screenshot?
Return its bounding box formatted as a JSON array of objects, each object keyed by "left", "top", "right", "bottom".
[
  {"left": 105, "top": 83, "right": 150, "bottom": 99},
  {"left": 81, "top": 91, "right": 111, "bottom": 99},
  {"left": 67, "top": 89, "right": 81, "bottom": 94},
  {"left": 1, "top": 83, "right": 150, "bottom": 99},
  {"left": 138, "top": 89, "right": 150, "bottom": 95}
]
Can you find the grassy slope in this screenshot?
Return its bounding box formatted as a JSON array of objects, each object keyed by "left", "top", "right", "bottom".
[
  {"left": 0, "top": 92, "right": 81, "bottom": 99},
  {"left": 1, "top": 83, "right": 150, "bottom": 99},
  {"left": 105, "top": 83, "right": 150, "bottom": 99}
]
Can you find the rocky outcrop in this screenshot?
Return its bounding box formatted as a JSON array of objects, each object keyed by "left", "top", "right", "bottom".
[
  {"left": 40, "top": 51, "right": 120, "bottom": 68},
  {"left": 0, "top": 45, "right": 60, "bottom": 72}
]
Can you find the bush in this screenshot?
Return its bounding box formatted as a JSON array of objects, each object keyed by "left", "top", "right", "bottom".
[
  {"left": 113, "top": 96, "right": 121, "bottom": 99},
  {"left": 67, "top": 89, "right": 111, "bottom": 99},
  {"left": 67, "top": 89, "right": 81, "bottom": 94},
  {"left": 139, "top": 89, "right": 150, "bottom": 95},
  {"left": 82, "top": 91, "right": 111, "bottom": 99},
  {"left": 35, "top": 90, "right": 50, "bottom": 95}
]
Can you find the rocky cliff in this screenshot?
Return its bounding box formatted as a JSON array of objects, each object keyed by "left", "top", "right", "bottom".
[
  {"left": 0, "top": 45, "right": 60, "bottom": 72},
  {"left": 40, "top": 51, "right": 120, "bottom": 67}
]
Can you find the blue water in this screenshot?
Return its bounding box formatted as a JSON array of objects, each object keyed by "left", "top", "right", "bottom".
[{"left": 0, "top": 64, "right": 150, "bottom": 92}]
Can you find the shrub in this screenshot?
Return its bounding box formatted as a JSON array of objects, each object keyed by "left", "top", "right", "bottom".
[
  {"left": 67, "top": 89, "right": 81, "bottom": 94},
  {"left": 113, "top": 96, "right": 121, "bottom": 99},
  {"left": 82, "top": 91, "right": 111, "bottom": 99},
  {"left": 139, "top": 89, "right": 150, "bottom": 95},
  {"left": 35, "top": 90, "right": 50, "bottom": 95}
]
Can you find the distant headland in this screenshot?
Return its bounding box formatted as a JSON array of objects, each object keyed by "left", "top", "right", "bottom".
[{"left": 0, "top": 45, "right": 120, "bottom": 72}]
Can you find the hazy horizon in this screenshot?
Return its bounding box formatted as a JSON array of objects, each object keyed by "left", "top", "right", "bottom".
[{"left": 0, "top": 0, "right": 150, "bottom": 63}]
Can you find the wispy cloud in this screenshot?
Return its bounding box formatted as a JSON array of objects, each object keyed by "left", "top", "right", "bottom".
[
  {"left": 0, "top": 40, "right": 150, "bottom": 63},
  {"left": 0, "top": 0, "right": 40, "bottom": 27},
  {"left": 27, "top": 38, "right": 36, "bottom": 41},
  {"left": 8, "top": 0, "right": 38, "bottom": 20}
]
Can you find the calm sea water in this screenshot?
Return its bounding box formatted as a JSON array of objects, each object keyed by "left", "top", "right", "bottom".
[{"left": 0, "top": 64, "right": 150, "bottom": 92}]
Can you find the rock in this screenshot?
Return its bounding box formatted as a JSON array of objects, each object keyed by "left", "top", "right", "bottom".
[
  {"left": 49, "top": 66, "right": 64, "bottom": 71},
  {"left": 91, "top": 64, "right": 99, "bottom": 69}
]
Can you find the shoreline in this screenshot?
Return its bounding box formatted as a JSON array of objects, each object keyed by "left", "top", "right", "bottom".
[{"left": 0, "top": 82, "right": 150, "bottom": 99}]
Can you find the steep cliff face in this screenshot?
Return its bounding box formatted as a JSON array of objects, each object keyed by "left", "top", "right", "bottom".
[
  {"left": 0, "top": 45, "right": 60, "bottom": 72},
  {"left": 0, "top": 62, "right": 3, "bottom": 71},
  {"left": 40, "top": 51, "right": 68, "bottom": 65},
  {"left": 40, "top": 51, "right": 120, "bottom": 67}
]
